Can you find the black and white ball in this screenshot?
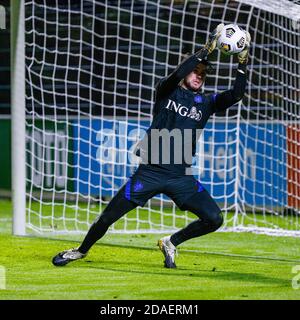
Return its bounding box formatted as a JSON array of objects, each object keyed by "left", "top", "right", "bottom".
[{"left": 217, "top": 24, "right": 246, "bottom": 55}]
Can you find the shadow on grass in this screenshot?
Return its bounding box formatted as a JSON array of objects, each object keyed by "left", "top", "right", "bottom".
[
  {"left": 97, "top": 242, "right": 300, "bottom": 264},
  {"left": 35, "top": 234, "right": 300, "bottom": 264},
  {"left": 77, "top": 258, "right": 290, "bottom": 287}
]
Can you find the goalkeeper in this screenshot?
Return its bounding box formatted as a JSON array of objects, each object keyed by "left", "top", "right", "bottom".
[{"left": 52, "top": 24, "right": 251, "bottom": 268}]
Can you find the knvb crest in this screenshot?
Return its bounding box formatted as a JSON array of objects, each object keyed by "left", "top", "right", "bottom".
[{"left": 0, "top": 5, "right": 6, "bottom": 30}]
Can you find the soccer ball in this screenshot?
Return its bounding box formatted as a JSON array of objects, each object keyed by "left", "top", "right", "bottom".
[{"left": 217, "top": 24, "right": 246, "bottom": 55}]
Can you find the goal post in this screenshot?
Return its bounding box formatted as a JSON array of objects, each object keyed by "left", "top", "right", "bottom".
[
  {"left": 12, "top": 0, "right": 300, "bottom": 237},
  {"left": 11, "top": 0, "right": 26, "bottom": 236}
]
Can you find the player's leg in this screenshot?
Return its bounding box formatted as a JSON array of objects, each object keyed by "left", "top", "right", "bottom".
[
  {"left": 158, "top": 177, "right": 223, "bottom": 268},
  {"left": 77, "top": 189, "right": 138, "bottom": 254},
  {"left": 170, "top": 190, "right": 223, "bottom": 246},
  {"left": 52, "top": 164, "right": 164, "bottom": 266},
  {"left": 52, "top": 185, "right": 138, "bottom": 266}
]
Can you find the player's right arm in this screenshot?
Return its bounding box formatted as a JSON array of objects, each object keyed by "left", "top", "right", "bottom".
[{"left": 155, "top": 24, "right": 225, "bottom": 103}]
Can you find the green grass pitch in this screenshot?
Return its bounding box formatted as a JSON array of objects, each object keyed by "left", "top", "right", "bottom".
[{"left": 1, "top": 199, "right": 300, "bottom": 300}]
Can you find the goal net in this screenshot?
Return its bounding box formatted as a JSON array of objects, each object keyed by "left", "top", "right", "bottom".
[{"left": 20, "top": 0, "right": 300, "bottom": 236}]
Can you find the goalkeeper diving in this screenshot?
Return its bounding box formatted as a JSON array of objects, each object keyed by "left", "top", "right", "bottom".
[{"left": 52, "top": 24, "right": 251, "bottom": 268}]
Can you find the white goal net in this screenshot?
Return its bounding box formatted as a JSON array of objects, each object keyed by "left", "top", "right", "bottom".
[{"left": 21, "top": 0, "right": 300, "bottom": 236}]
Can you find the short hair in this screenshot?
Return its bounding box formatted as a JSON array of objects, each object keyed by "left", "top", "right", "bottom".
[{"left": 196, "top": 59, "right": 213, "bottom": 74}]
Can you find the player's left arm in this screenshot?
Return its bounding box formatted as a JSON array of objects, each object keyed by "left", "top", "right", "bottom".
[
  {"left": 155, "top": 23, "right": 225, "bottom": 104},
  {"left": 209, "top": 31, "right": 251, "bottom": 113}
]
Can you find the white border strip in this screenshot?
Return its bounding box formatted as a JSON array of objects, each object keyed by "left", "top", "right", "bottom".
[{"left": 235, "top": 0, "right": 300, "bottom": 21}]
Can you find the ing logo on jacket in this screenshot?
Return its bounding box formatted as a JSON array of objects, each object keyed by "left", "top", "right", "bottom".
[{"left": 165, "top": 99, "right": 202, "bottom": 121}]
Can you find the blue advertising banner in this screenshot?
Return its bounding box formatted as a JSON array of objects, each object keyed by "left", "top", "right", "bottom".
[
  {"left": 73, "top": 119, "right": 287, "bottom": 206},
  {"left": 73, "top": 119, "right": 149, "bottom": 198},
  {"left": 239, "top": 122, "right": 287, "bottom": 208},
  {"left": 198, "top": 122, "right": 287, "bottom": 207}
]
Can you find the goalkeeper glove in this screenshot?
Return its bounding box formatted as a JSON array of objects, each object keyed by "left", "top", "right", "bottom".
[
  {"left": 238, "top": 31, "right": 251, "bottom": 64},
  {"left": 204, "top": 23, "right": 225, "bottom": 54}
]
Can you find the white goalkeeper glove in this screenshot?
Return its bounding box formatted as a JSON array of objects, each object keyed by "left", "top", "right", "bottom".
[
  {"left": 204, "top": 23, "right": 225, "bottom": 54},
  {"left": 238, "top": 31, "right": 251, "bottom": 64}
]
